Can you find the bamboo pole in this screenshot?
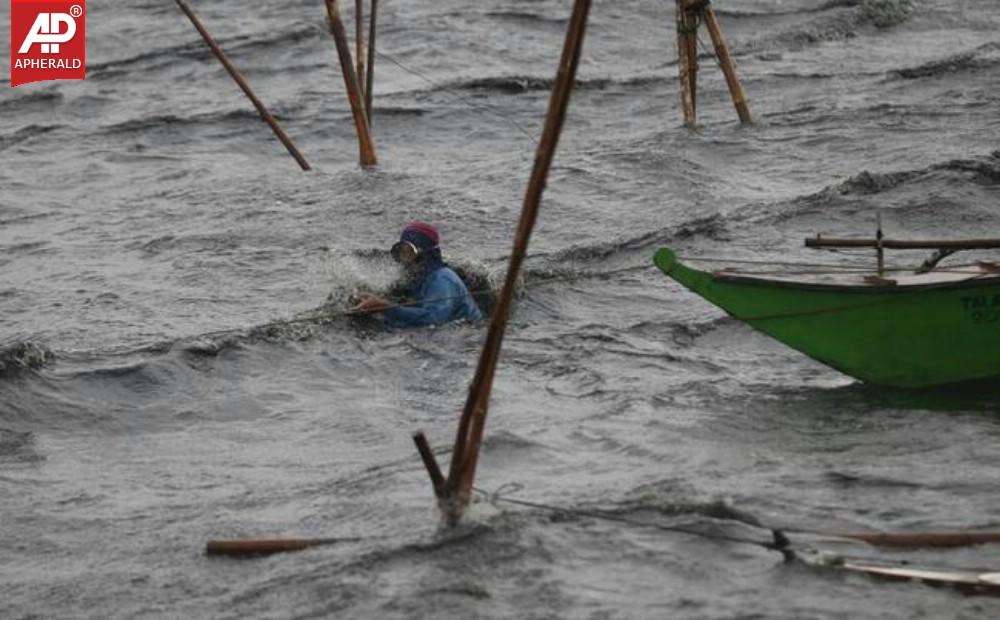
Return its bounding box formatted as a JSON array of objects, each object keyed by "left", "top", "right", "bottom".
[
  {"left": 420, "top": 0, "right": 592, "bottom": 526},
  {"left": 701, "top": 4, "right": 752, "bottom": 124},
  {"left": 365, "top": 0, "right": 378, "bottom": 120},
  {"left": 324, "top": 0, "right": 378, "bottom": 168},
  {"left": 205, "top": 537, "right": 358, "bottom": 557},
  {"left": 355, "top": 0, "right": 366, "bottom": 105},
  {"left": 684, "top": 4, "right": 699, "bottom": 120},
  {"left": 173, "top": 0, "right": 311, "bottom": 171},
  {"left": 876, "top": 212, "right": 885, "bottom": 276},
  {"left": 675, "top": 0, "right": 696, "bottom": 127},
  {"left": 806, "top": 238, "right": 1000, "bottom": 250},
  {"left": 413, "top": 432, "right": 446, "bottom": 496},
  {"left": 838, "top": 531, "right": 1000, "bottom": 549}
]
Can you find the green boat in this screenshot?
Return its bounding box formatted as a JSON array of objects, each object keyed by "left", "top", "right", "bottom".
[{"left": 654, "top": 243, "right": 1000, "bottom": 388}]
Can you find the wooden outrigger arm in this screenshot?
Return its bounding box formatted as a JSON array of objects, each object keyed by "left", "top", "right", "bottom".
[{"left": 806, "top": 237, "right": 1000, "bottom": 250}]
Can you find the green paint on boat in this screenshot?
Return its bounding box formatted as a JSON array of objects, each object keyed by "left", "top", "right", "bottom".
[{"left": 654, "top": 247, "right": 1000, "bottom": 388}]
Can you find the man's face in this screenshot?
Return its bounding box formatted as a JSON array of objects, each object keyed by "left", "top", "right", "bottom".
[{"left": 396, "top": 241, "right": 418, "bottom": 267}]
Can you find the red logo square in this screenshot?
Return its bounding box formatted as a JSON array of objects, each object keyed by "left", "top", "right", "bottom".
[{"left": 10, "top": 0, "right": 86, "bottom": 88}]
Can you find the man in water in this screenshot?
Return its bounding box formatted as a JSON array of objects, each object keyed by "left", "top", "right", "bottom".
[{"left": 353, "top": 222, "right": 484, "bottom": 328}]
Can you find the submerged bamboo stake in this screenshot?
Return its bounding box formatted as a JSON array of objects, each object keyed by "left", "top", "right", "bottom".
[
  {"left": 838, "top": 531, "right": 1000, "bottom": 549},
  {"left": 355, "top": 0, "right": 366, "bottom": 105},
  {"left": 675, "top": 0, "right": 696, "bottom": 127},
  {"left": 685, "top": 4, "right": 699, "bottom": 120},
  {"left": 701, "top": 4, "right": 751, "bottom": 124},
  {"left": 173, "top": 0, "right": 311, "bottom": 171},
  {"left": 876, "top": 211, "right": 885, "bottom": 276},
  {"left": 415, "top": 0, "right": 592, "bottom": 526},
  {"left": 365, "top": 0, "right": 378, "bottom": 120},
  {"left": 413, "top": 432, "right": 446, "bottom": 496},
  {"left": 205, "top": 537, "right": 357, "bottom": 557},
  {"left": 324, "top": 0, "right": 378, "bottom": 168}
]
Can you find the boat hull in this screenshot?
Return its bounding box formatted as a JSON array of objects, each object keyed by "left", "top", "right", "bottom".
[{"left": 654, "top": 248, "right": 1000, "bottom": 388}]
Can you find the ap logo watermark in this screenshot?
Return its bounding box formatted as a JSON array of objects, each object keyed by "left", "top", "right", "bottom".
[{"left": 10, "top": 1, "right": 86, "bottom": 87}]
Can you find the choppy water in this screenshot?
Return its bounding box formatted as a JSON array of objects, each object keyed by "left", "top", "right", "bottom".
[{"left": 3, "top": 0, "right": 1000, "bottom": 617}]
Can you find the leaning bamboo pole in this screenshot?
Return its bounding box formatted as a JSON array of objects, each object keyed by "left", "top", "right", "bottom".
[
  {"left": 414, "top": 0, "right": 592, "bottom": 526},
  {"left": 324, "top": 0, "right": 378, "bottom": 168},
  {"left": 173, "top": 0, "right": 311, "bottom": 171},
  {"left": 701, "top": 4, "right": 751, "bottom": 124},
  {"left": 355, "top": 0, "right": 366, "bottom": 105}
]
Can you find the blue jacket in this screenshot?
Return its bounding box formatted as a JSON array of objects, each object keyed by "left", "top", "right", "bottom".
[{"left": 385, "top": 266, "right": 484, "bottom": 328}]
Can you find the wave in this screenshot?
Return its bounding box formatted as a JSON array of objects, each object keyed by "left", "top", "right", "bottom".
[
  {"left": 715, "top": 0, "right": 861, "bottom": 19},
  {"left": 893, "top": 42, "right": 1000, "bottom": 80},
  {"left": 88, "top": 23, "right": 323, "bottom": 80},
  {"left": 740, "top": 0, "right": 915, "bottom": 52},
  {"left": 372, "top": 106, "right": 429, "bottom": 117},
  {"left": 750, "top": 151, "right": 1000, "bottom": 229},
  {"left": 825, "top": 152, "right": 1000, "bottom": 198},
  {"left": 0, "top": 124, "right": 62, "bottom": 152},
  {"left": 0, "top": 342, "right": 55, "bottom": 376},
  {"left": 438, "top": 73, "right": 661, "bottom": 95},
  {"left": 484, "top": 10, "right": 568, "bottom": 26},
  {"left": 97, "top": 108, "right": 274, "bottom": 136},
  {"left": 0, "top": 428, "right": 44, "bottom": 464},
  {"left": 0, "top": 91, "right": 63, "bottom": 112},
  {"left": 523, "top": 214, "right": 730, "bottom": 276}
]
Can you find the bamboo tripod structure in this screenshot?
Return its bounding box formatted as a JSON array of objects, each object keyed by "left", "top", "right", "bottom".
[{"left": 675, "top": 0, "right": 751, "bottom": 126}]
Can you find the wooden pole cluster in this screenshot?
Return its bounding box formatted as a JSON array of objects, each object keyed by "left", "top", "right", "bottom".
[
  {"left": 413, "top": 0, "right": 593, "bottom": 527},
  {"left": 325, "top": 0, "right": 378, "bottom": 168},
  {"left": 674, "top": 0, "right": 750, "bottom": 126},
  {"left": 173, "top": 0, "right": 311, "bottom": 171}
]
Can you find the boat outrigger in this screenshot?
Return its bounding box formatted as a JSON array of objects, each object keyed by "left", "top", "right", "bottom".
[{"left": 654, "top": 236, "right": 1000, "bottom": 388}]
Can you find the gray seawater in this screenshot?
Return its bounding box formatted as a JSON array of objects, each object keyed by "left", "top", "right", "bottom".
[{"left": 3, "top": 0, "right": 1000, "bottom": 617}]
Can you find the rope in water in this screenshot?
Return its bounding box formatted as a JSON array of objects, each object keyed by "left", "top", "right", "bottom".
[
  {"left": 190, "top": 263, "right": 656, "bottom": 342},
  {"left": 472, "top": 485, "right": 792, "bottom": 556},
  {"left": 187, "top": 243, "right": 999, "bottom": 345}
]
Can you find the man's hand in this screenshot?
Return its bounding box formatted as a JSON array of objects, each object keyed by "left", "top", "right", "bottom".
[{"left": 352, "top": 293, "right": 391, "bottom": 314}]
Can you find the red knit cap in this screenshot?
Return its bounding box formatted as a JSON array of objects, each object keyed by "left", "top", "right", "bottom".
[{"left": 401, "top": 221, "right": 440, "bottom": 247}]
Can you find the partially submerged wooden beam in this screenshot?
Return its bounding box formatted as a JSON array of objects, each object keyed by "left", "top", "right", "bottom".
[
  {"left": 806, "top": 237, "right": 1000, "bottom": 250},
  {"left": 173, "top": 0, "right": 311, "bottom": 171},
  {"left": 205, "top": 537, "right": 357, "bottom": 557},
  {"left": 416, "top": 0, "right": 592, "bottom": 526},
  {"left": 324, "top": 0, "right": 378, "bottom": 168},
  {"left": 839, "top": 531, "right": 1000, "bottom": 549}
]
